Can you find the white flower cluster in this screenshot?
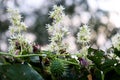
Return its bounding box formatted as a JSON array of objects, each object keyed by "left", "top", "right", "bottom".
[
  {"left": 7, "top": 8, "right": 32, "bottom": 55},
  {"left": 49, "top": 5, "right": 65, "bottom": 22},
  {"left": 47, "top": 5, "right": 69, "bottom": 53},
  {"left": 8, "top": 34, "right": 32, "bottom": 55},
  {"left": 77, "top": 25, "right": 91, "bottom": 44},
  {"left": 111, "top": 33, "right": 120, "bottom": 50},
  {"left": 7, "top": 8, "right": 26, "bottom": 34}
]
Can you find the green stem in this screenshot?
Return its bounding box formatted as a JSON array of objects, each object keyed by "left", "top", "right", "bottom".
[
  {"left": 0, "top": 52, "right": 14, "bottom": 57},
  {"left": 59, "top": 59, "right": 79, "bottom": 66},
  {"left": 101, "top": 71, "right": 104, "bottom": 80},
  {"left": 14, "top": 54, "right": 42, "bottom": 58},
  {"left": 0, "top": 52, "right": 42, "bottom": 58}
]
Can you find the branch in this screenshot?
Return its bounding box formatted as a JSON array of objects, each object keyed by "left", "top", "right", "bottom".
[{"left": 0, "top": 52, "right": 43, "bottom": 58}]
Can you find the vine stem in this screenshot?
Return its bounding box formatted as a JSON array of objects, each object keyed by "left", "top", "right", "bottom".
[
  {"left": 0, "top": 52, "right": 13, "bottom": 57},
  {"left": 14, "top": 54, "right": 42, "bottom": 58},
  {"left": 101, "top": 71, "right": 104, "bottom": 80},
  {"left": 0, "top": 52, "right": 42, "bottom": 58},
  {"left": 58, "top": 59, "right": 79, "bottom": 66}
]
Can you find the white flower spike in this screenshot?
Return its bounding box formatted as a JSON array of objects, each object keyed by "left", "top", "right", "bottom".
[
  {"left": 47, "top": 5, "right": 69, "bottom": 53},
  {"left": 77, "top": 25, "right": 91, "bottom": 44},
  {"left": 7, "top": 8, "right": 32, "bottom": 55}
]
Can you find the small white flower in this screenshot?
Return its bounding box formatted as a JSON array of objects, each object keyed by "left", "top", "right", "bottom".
[
  {"left": 112, "top": 33, "right": 120, "bottom": 50},
  {"left": 49, "top": 5, "right": 65, "bottom": 22},
  {"left": 77, "top": 25, "right": 91, "bottom": 44},
  {"left": 7, "top": 8, "right": 21, "bottom": 25}
]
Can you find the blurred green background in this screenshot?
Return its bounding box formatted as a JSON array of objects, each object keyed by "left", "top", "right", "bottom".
[{"left": 0, "top": 0, "right": 120, "bottom": 52}]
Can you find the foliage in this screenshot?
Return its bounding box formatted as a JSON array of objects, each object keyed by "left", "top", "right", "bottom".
[
  {"left": 0, "top": 5, "right": 120, "bottom": 80},
  {"left": 0, "top": 64, "right": 44, "bottom": 80}
]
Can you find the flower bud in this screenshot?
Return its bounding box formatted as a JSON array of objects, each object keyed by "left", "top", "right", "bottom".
[
  {"left": 32, "top": 44, "right": 41, "bottom": 53},
  {"left": 78, "top": 57, "right": 88, "bottom": 67},
  {"left": 15, "top": 41, "right": 21, "bottom": 50}
]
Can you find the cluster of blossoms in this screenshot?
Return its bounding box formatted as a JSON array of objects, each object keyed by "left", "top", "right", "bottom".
[
  {"left": 46, "top": 5, "right": 69, "bottom": 53},
  {"left": 7, "top": 8, "right": 33, "bottom": 55},
  {"left": 77, "top": 25, "right": 91, "bottom": 44},
  {"left": 7, "top": 8, "right": 26, "bottom": 34},
  {"left": 111, "top": 33, "right": 120, "bottom": 50}
]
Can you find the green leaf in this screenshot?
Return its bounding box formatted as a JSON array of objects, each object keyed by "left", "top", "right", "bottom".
[
  {"left": 87, "top": 48, "right": 104, "bottom": 66},
  {"left": 105, "top": 69, "right": 120, "bottom": 80},
  {"left": 114, "top": 64, "right": 120, "bottom": 75},
  {"left": 114, "top": 48, "right": 120, "bottom": 57},
  {"left": 88, "top": 48, "right": 118, "bottom": 73},
  {"left": 88, "top": 48, "right": 104, "bottom": 58},
  {"left": 0, "top": 64, "right": 44, "bottom": 80},
  {"left": 90, "top": 67, "right": 102, "bottom": 80},
  {"left": 100, "top": 59, "right": 117, "bottom": 73},
  {"left": 0, "top": 56, "right": 6, "bottom": 65}
]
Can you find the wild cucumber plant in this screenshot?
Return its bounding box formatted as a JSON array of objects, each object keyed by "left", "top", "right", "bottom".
[{"left": 0, "top": 5, "right": 120, "bottom": 80}]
